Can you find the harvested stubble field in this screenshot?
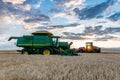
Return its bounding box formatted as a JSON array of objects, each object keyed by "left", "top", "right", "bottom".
[{"left": 0, "top": 50, "right": 120, "bottom": 80}]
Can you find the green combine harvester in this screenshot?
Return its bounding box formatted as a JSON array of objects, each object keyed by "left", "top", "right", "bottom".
[{"left": 8, "top": 31, "right": 77, "bottom": 56}]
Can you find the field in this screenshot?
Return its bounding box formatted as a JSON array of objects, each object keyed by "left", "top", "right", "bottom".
[{"left": 0, "top": 50, "right": 120, "bottom": 80}]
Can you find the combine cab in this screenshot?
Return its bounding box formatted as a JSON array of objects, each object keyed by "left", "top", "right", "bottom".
[
  {"left": 8, "top": 31, "right": 77, "bottom": 56},
  {"left": 78, "top": 42, "right": 101, "bottom": 53}
]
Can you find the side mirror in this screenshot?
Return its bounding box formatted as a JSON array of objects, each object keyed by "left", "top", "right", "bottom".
[{"left": 69, "top": 42, "right": 73, "bottom": 46}]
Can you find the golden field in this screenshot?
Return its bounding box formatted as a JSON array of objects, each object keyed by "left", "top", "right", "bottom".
[{"left": 0, "top": 50, "right": 120, "bottom": 80}]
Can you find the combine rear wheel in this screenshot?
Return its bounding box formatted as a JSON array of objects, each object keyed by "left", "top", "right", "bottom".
[
  {"left": 22, "top": 50, "right": 29, "bottom": 55},
  {"left": 41, "top": 47, "right": 53, "bottom": 55}
]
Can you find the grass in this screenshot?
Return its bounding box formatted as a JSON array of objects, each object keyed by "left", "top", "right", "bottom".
[{"left": 0, "top": 53, "right": 120, "bottom": 80}]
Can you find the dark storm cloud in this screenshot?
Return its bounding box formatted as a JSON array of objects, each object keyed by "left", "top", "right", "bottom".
[{"left": 74, "top": 0, "right": 117, "bottom": 19}]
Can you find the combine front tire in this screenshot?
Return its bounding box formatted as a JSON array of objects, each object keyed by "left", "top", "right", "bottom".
[{"left": 41, "top": 47, "right": 53, "bottom": 55}]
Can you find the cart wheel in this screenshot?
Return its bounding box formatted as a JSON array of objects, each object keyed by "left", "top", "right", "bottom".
[{"left": 41, "top": 47, "right": 53, "bottom": 55}]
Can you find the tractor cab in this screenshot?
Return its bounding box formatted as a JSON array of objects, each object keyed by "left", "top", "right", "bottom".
[{"left": 86, "top": 42, "right": 93, "bottom": 53}]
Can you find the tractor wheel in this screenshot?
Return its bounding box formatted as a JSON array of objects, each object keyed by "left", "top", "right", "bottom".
[
  {"left": 97, "top": 48, "right": 101, "bottom": 53},
  {"left": 41, "top": 47, "right": 53, "bottom": 55},
  {"left": 22, "top": 50, "right": 29, "bottom": 55},
  {"left": 93, "top": 48, "right": 101, "bottom": 53}
]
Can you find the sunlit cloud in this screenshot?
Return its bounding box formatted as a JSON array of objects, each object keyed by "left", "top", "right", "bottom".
[
  {"left": 3, "top": 0, "right": 26, "bottom": 5},
  {"left": 64, "top": 0, "right": 84, "bottom": 8},
  {"left": 51, "top": 0, "right": 85, "bottom": 12},
  {"left": 15, "top": 4, "right": 31, "bottom": 11}
]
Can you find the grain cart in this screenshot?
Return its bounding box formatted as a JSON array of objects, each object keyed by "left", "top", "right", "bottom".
[
  {"left": 8, "top": 31, "right": 77, "bottom": 56},
  {"left": 77, "top": 42, "right": 101, "bottom": 53}
]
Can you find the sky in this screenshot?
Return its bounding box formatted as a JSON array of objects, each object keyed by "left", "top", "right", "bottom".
[{"left": 0, "top": 0, "right": 120, "bottom": 49}]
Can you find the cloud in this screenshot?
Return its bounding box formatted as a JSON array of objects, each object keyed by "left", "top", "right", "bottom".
[
  {"left": 0, "top": 1, "right": 16, "bottom": 33},
  {"left": 0, "top": 16, "right": 13, "bottom": 25},
  {"left": 24, "top": 4, "right": 31, "bottom": 10},
  {"left": 23, "top": 0, "right": 44, "bottom": 9},
  {"left": 51, "top": 0, "right": 84, "bottom": 8},
  {"left": 53, "top": 12, "right": 79, "bottom": 23},
  {"left": 9, "top": 13, "right": 50, "bottom": 29},
  {"left": 74, "top": 0, "right": 117, "bottom": 19},
  {"left": 22, "top": 22, "right": 43, "bottom": 29},
  {"left": 11, "top": 15, "right": 50, "bottom": 29},
  {"left": 64, "top": 0, "right": 84, "bottom": 8},
  {"left": 0, "top": 0, "right": 51, "bottom": 30},
  {"left": 33, "top": 0, "right": 43, "bottom": 9},
  {"left": 24, "top": 14, "right": 50, "bottom": 23},
  {"left": 3, "top": 0, "right": 26, "bottom": 5},
  {"left": 108, "top": 12, "right": 120, "bottom": 21},
  {"left": 0, "top": 0, "right": 9, "bottom": 15},
  {"left": 49, "top": 8, "right": 62, "bottom": 13},
  {"left": 53, "top": 12, "right": 67, "bottom": 18},
  {"left": 15, "top": 4, "right": 31, "bottom": 11},
  {"left": 21, "top": 14, "right": 50, "bottom": 29}
]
